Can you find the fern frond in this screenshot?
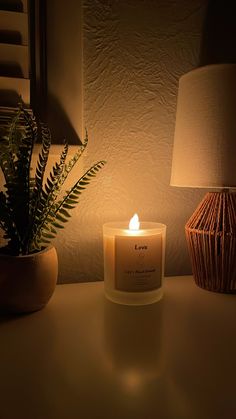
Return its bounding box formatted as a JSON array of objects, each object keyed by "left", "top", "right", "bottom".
[
  {"left": 36, "top": 161, "right": 106, "bottom": 240},
  {"left": 8, "top": 106, "right": 22, "bottom": 156},
  {"left": 0, "top": 191, "right": 21, "bottom": 253},
  {"left": 0, "top": 107, "right": 38, "bottom": 253},
  {"left": 26, "top": 141, "right": 70, "bottom": 251},
  {"left": 39, "top": 140, "right": 69, "bottom": 207},
  {"left": 13, "top": 108, "right": 37, "bottom": 249},
  {"left": 0, "top": 105, "right": 106, "bottom": 255},
  {"left": 34, "top": 123, "right": 51, "bottom": 191},
  {"left": 63, "top": 130, "right": 88, "bottom": 177}
]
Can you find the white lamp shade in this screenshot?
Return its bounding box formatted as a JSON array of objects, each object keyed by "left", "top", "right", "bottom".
[{"left": 171, "top": 64, "right": 236, "bottom": 188}]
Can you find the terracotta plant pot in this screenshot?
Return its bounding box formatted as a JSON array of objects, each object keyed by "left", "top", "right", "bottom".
[{"left": 0, "top": 246, "right": 58, "bottom": 313}]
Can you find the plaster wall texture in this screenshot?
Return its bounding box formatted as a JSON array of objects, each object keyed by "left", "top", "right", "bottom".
[
  {"left": 0, "top": 0, "right": 209, "bottom": 283},
  {"left": 60, "top": 0, "right": 207, "bottom": 283},
  {"left": 55, "top": 0, "right": 210, "bottom": 283}
]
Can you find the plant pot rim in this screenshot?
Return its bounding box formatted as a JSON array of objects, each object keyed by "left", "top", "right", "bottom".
[{"left": 0, "top": 245, "right": 55, "bottom": 259}]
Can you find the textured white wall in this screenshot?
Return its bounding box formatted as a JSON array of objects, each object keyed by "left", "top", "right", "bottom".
[
  {"left": 62, "top": 0, "right": 207, "bottom": 283},
  {"left": 35, "top": 0, "right": 209, "bottom": 283},
  {"left": 0, "top": 1, "right": 211, "bottom": 282}
]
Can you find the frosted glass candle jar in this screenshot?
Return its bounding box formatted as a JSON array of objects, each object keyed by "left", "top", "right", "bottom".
[{"left": 103, "top": 218, "right": 166, "bottom": 305}]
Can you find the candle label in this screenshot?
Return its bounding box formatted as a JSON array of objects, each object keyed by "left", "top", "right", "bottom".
[{"left": 115, "top": 234, "right": 162, "bottom": 292}]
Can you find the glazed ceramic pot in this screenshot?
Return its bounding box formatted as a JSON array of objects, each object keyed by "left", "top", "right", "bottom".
[{"left": 0, "top": 246, "right": 58, "bottom": 313}]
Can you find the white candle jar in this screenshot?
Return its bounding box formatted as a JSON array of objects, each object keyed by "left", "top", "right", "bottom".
[{"left": 103, "top": 220, "right": 166, "bottom": 305}]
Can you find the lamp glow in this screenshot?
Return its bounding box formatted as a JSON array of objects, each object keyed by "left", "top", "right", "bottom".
[
  {"left": 129, "top": 214, "right": 140, "bottom": 231},
  {"left": 171, "top": 63, "right": 236, "bottom": 293}
]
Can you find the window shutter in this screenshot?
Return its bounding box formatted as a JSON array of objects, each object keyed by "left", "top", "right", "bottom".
[{"left": 0, "top": 0, "right": 30, "bottom": 110}]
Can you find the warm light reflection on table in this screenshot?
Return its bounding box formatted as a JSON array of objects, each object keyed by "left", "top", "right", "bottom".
[
  {"left": 0, "top": 276, "right": 235, "bottom": 419},
  {"left": 103, "top": 298, "right": 164, "bottom": 387}
]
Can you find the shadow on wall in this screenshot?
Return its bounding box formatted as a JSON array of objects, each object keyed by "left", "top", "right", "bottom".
[
  {"left": 46, "top": 92, "right": 83, "bottom": 145},
  {"left": 200, "top": 0, "right": 236, "bottom": 65},
  {"left": 0, "top": 90, "right": 21, "bottom": 107}
]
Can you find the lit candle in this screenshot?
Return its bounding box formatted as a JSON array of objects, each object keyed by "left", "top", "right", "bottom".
[{"left": 103, "top": 214, "right": 166, "bottom": 305}]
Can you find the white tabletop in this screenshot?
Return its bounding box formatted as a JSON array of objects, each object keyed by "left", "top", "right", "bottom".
[{"left": 0, "top": 276, "right": 235, "bottom": 419}]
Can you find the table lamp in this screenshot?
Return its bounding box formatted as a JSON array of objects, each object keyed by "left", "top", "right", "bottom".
[{"left": 171, "top": 63, "right": 236, "bottom": 293}]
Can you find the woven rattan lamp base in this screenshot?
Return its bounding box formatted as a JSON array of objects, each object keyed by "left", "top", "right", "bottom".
[{"left": 185, "top": 192, "right": 236, "bottom": 293}]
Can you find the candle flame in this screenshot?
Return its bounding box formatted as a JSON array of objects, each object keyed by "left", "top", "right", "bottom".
[{"left": 129, "top": 214, "right": 140, "bottom": 230}]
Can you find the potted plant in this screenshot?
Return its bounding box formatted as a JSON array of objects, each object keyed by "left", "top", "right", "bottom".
[{"left": 0, "top": 105, "right": 106, "bottom": 313}]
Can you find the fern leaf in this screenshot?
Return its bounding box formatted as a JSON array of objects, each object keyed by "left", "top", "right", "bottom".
[
  {"left": 36, "top": 124, "right": 51, "bottom": 183},
  {"left": 40, "top": 161, "right": 106, "bottom": 239},
  {"left": 0, "top": 105, "right": 106, "bottom": 255},
  {"left": 0, "top": 191, "right": 21, "bottom": 253},
  {"left": 27, "top": 141, "right": 70, "bottom": 250}
]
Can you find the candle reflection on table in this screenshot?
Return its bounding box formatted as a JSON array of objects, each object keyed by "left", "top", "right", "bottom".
[{"left": 103, "top": 297, "right": 164, "bottom": 390}]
